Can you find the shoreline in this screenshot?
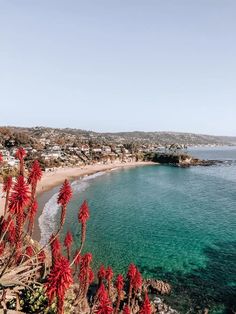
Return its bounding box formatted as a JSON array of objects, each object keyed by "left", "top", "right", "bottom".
[{"left": 34, "top": 161, "right": 156, "bottom": 242}]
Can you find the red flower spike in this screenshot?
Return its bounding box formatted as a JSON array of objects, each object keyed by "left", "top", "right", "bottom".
[
  {"left": 15, "top": 147, "right": 26, "bottom": 175},
  {"left": 106, "top": 266, "right": 113, "bottom": 298},
  {"left": 8, "top": 176, "right": 30, "bottom": 215},
  {"left": 127, "top": 263, "right": 137, "bottom": 280},
  {"left": 0, "top": 152, "right": 3, "bottom": 164},
  {"left": 64, "top": 231, "right": 73, "bottom": 249},
  {"left": 28, "top": 160, "right": 42, "bottom": 186},
  {"left": 139, "top": 293, "right": 152, "bottom": 314},
  {"left": 127, "top": 263, "right": 137, "bottom": 306},
  {"left": 106, "top": 266, "right": 113, "bottom": 282},
  {"left": 116, "top": 274, "right": 124, "bottom": 292},
  {"left": 3, "top": 176, "right": 13, "bottom": 193},
  {"left": 57, "top": 180, "right": 72, "bottom": 207},
  {"left": 88, "top": 267, "right": 94, "bottom": 284},
  {"left": 114, "top": 274, "right": 124, "bottom": 314},
  {"left": 98, "top": 264, "right": 106, "bottom": 281},
  {"left": 3, "top": 176, "right": 13, "bottom": 215},
  {"left": 133, "top": 269, "right": 142, "bottom": 292},
  {"left": 123, "top": 305, "right": 131, "bottom": 314},
  {"left": 50, "top": 235, "right": 61, "bottom": 265},
  {"left": 95, "top": 283, "right": 113, "bottom": 314},
  {"left": 64, "top": 231, "right": 73, "bottom": 260},
  {"left": 45, "top": 256, "right": 73, "bottom": 313},
  {"left": 78, "top": 253, "right": 93, "bottom": 298},
  {"left": 28, "top": 200, "right": 38, "bottom": 235},
  {"left": 78, "top": 200, "right": 90, "bottom": 224},
  {"left": 15, "top": 147, "right": 26, "bottom": 161}
]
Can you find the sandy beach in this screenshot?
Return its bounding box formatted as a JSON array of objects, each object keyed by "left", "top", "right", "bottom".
[{"left": 0, "top": 161, "right": 155, "bottom": 218}]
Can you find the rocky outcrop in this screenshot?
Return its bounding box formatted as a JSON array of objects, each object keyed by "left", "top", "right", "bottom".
[{"left": 145, "top": 152, "right": 221, "bottom": 168}]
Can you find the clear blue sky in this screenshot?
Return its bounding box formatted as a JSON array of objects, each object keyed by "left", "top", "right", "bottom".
[{"left": 0, "top": 0, "right": 236, "bottom": 135}]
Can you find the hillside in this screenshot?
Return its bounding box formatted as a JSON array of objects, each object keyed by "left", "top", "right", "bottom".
[{"left": 1, "top": 127, "right": 236, "bottom": 146}]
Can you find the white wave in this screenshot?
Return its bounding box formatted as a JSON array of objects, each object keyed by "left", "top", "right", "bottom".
[{"left": 38, "top": 171, "right": 107, "bottom": 245}]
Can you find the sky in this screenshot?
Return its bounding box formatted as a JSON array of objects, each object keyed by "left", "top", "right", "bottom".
[{"left": 0, "top": 0, "right": 236, "bottom": 136}]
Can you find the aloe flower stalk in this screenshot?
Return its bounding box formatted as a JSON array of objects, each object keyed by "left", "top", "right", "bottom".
[
  {"left": 78, "top": 200, "right": 90, "bottom": 247},
  {"left": 78, "top": 253, "right": 93, "bottom": 299},
  {"left": 57, "top": 179, "right": 73, "bottom": 228},
  {"left": 71, "top": 200, "right": 90, "bottom": 267},
  {"left": 97, "top": 264, "right": 106, "bottom": 287},
  {"left": 131, "top": 268, "right": 142, "bottom": 310},
  {"left": 8, "top": 176, "right": 30, "bottom": 256},
  {"left": 50, "top": 234, "right": 61, "bottom": 266},
  {"left": 127, "top": 263, "right": 137, "bottom": 306},
  {"left": 3, "top": 176, "right": 12, "bottom": 216},
  {"left": 105, "top": 266, "right": 113, "bottom": 298},
  {"left": 28, "top": 160, "right": 42, "bottom": 200},
  {"left": 64, "top": 231, "right": 73, "bottom": 260},
  {"left": 8, "top": 175, "right": 30, "bottom": 215},
  {"left": 139, "top": 292, "right": 152, "bottom": 314},
  {"left": 114, "top": 274, "right": 124, "bottom": 314},
  {"left": 95, "top": 283, "right": 113, "bottom": 314},
  {"left": 45, "top": 256, "right": 73, "bottom": 314},
  {"left": 15, "top": 147, "right": 26, "bottom": 176},
  {"left": 27, "top": 200, "right": 38, "bottom": 235}
]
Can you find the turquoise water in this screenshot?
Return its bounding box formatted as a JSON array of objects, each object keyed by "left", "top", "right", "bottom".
[{"left": 42, "top": 148, "right": 236, "bottom": 313}]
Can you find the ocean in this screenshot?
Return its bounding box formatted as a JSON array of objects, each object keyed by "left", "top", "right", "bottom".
[{"left": 39, "top": 147, "right": 236, "bottom": 313}]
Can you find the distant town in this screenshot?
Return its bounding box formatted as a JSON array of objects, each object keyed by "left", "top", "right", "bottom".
[{"left": 0, "top": 126, "right": 235, "bottom": 176}]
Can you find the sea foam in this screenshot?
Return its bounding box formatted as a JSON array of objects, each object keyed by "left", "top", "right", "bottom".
[{"left": 38, "top": 171, "right": 106, "bottom": 244}]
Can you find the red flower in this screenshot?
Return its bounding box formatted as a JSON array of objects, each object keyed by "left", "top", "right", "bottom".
[
  {"left": 0, "top": 152, "right": 3, "bottom": 164},
  {"left": 57, "top": 180, "right": 72, "bottom": 227},
  {"left": 98, "top": 264, "right": 106, "bottom": 282},
  {"left": 27, "top": 200, "right": 38, "bottom": 235},
  {"left": 3, "top": 176, "right": 13, "bottom": 193},
  {"left": 78, "top": 200, "right": 90, "bottom": 246},
  {"left": 15, "top": 147, "right": 26, "bottom": 175},
  {"left": 123, "top": 305, "right": 131, "bottom": 314},
  {"left": 15, "top": 147, "right": 26, "bottom": 161},
  {"left": 25, "top": 246, "right": 34, "bottom": 257},
  {"left": 79, "top": 253, "right": 93, "bottom": 282},
  {"left": 133, "top": 269, "right": 142, "bottom": 292},
  {"left": 50, "top": 235, "right": 61, "bottom": 265},
  {"left": 78, "top": 200, "right": 90, "bottom": 224},
  {"left": 64, "top": 231, "right": 73, "bottom": 248},
  {"left": 64, "top": 231, "right": 73, "bottom": 260},
  {"left": 116, "top": 274, "right": 124, "bottom": 292},
  {"left": 45, "top": 256, "right": 73, "bottom": 313},
  {"left": 78, "top": 253, "right": 93, "bottom": 298},
  {"left": 95, "top": 283, "right": 113, "bottom": 314},
  {"left": 57, "top": 179, "right": 72, "bottom": 207},
  {"left": 28, "top": 200, "right": 38, "bottom": 221},
  {"left": 28, "top": 160, "right": 42, "bottom": 191},
  {"left": 88, "top": 267, "right": 94, "bottom": 284},
  {"left": 139, "top": 293, "right": 152, "bottom": 314},
  {"left": 7, "top": 219, "right": 16, "bottom": 244},
  {"left": 106, "top": 266, "right": 113, "bottom": 298},
  {"left": 115, "top": 274, "right": 124, "bottom": 313},
  {"left": 3, "top": 176, "right": 13, "bottom": 215},
  {"left": 106, "top": 266, "right": 113, "bottom": 282},
  {"left": 127, "top": 263, "right": 136, "bottom": 280},
  {"left": 8, "top": 176, "right": 30, "bottom": 215}
]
